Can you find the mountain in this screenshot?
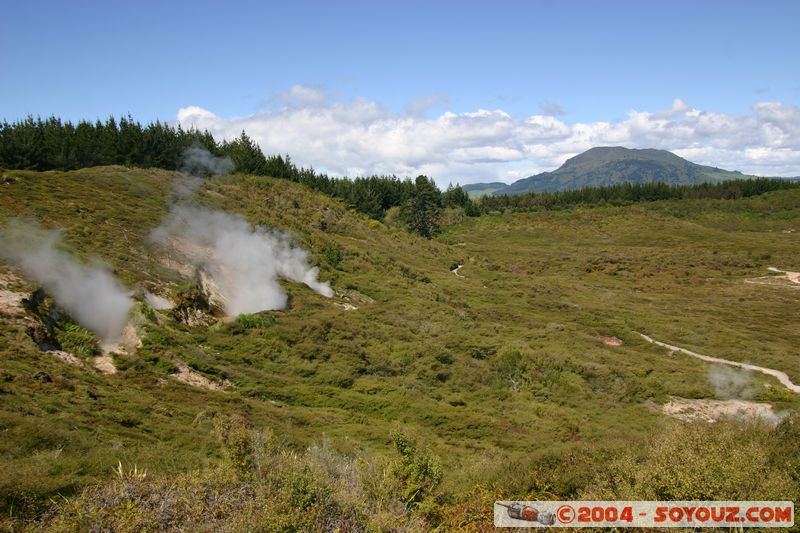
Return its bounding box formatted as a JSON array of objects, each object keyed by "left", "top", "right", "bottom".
[
  {"left": 461, "top": 181, "right": 508, "bottom": 198},
  {"left": 495, "top": 146, "right": 758, "bottom": 195}
]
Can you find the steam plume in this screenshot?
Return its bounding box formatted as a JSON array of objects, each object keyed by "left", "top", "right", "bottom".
[
  {"left": 173, "top": 144, "right": 234, "bottom": 201},
  {"left": 0, "top": 220, "right": 132, "bottom": 341},
  {"left": 154, "top": 206, "right": 332, "bottom": 314},
  {"left": 154, "top": 147, "right": 333, "bottom": 315},
  {"left": 181, "top": 144, "right": 235, "bottom": 177},
  {"left": 708, "top": 364, "right": 755, "bottom": 400}
]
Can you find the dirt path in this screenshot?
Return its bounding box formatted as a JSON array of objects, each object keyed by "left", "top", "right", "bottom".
[
  {"left": 767, "top": 266, "right": 800, "bottom": 283},
  {"left": 639, "top": 333, "right": 800, "bottom": 393},
  {"left": 745, "top": 266, "right": 800, "bottom": 288}
]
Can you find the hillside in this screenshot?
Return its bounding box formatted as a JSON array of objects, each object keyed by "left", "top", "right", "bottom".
[
  {"left": 461, "top": 181, "right": 507, "bottom": 198},
  {"left": 495, "top": 146, "right": 758, "bottom": 194},
  {"left": 1, "top": 166, "right": 800, "bottom": 529}
]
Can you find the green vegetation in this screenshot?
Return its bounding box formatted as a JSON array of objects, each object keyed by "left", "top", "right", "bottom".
[
  {"left": 584, "top": 419, "right": 796, "bottom": 500},
  {"left": 0, "top": 116, "right": 478, "bottom": 236},
  {"left": 480, "top": 177, "right": 799, "bottom": 212},
  {"left": 234, "top": 312, "right": 277, "bottom": 330},
  {"left": 35, "top": 417, "right": 439, "bottom": 532},
  {"left": 58, "top": 322, "right": 100, "bottom": 359},
  {"left": 5, "top": 116, "right": 792, "bottom": 236},
  {"left": 0, "top": 115, "right": 219, "bottom": 171},
  {"left": 400, "top": 176, "right": 444, "bottom": 238},
  {"left": 1, "top": 163, "right": 799, "bottom": 530}
]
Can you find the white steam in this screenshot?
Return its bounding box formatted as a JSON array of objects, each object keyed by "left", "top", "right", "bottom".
[
  {"left": 154, "top": 146, "right": 333, "bottom": 315},
  {"left": 172, "top": 144, "right": 235, "bottom": 201},
  {"left": 181, "top": 144, "right": 234, "bottom": 177},
  {"left": 708, "top": 364, "right": 756, "bottom": 400},
  {"left": 0, "top": 220, "right": 133, "bottom": 342},
  {"left": 154, "top": 206, "right": 333, "bottom": 314},
  {"left": 143, "top": 289, "right": 173, "bottom": 310}
]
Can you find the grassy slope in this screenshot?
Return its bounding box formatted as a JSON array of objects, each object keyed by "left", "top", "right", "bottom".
[
  {"left": 446, "top": 196, "right": 800, "bottom": 381},
  {"left": 1, "top": 166, "right": 799, "bottom": 521}
]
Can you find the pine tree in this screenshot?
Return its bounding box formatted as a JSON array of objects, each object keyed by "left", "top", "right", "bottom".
[
  {"left": 400, "top": 175, "right": 442, "bottom": 238},
  {"left": 221, "top": 131, "right": 267, "bottom": 174},
  {"left": 442, "top": 183, "right": 469, "bottom": 208}
]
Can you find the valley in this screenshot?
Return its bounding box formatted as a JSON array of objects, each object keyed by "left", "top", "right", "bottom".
[{"left": 1, "top": 165, "right": 799, "bottom": 530}]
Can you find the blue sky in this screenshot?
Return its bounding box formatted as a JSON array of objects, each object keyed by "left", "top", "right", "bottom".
[{"left": 3, "top": 0, "right": 800, "bottom": 183}]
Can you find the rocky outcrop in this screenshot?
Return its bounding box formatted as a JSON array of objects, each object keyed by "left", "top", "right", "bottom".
[
  {"left": 172, "top": 269, "right": 226, "bottom": 326},
  {"left": 21, "top": 288, "right": 62, "bottom": 351}
]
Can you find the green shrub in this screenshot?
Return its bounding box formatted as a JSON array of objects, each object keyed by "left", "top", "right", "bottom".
[
  {"left": 58, "top": 323, "right": 99, "bottom": 358},
  {"left": 584, "top": 421, "right": 794, "bottom": 500},
  {"left": 138, "top": 302, "right": 156, "bottom": 322},
  {"left": 323, "top": 246, "right": 343, "bottom": 268},
  {"left": 213, "top": 415, "right": 255, "bottom": 479},
  {"left": 390, "top": 432, "right": 442, "bottom": 509},
  {"left": 234, "top": 313, "right": 276, "bottom": 330},
  {"left": 144, "top": 355, "right": 178, "bottom": 374}
]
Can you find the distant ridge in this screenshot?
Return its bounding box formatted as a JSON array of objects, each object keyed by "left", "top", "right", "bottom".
[
  {"left": 461, "top": 182, "right": 507, "bottom": 198},
  {"left": 485, "top": 147, "right": 761, "bottom": 195}
]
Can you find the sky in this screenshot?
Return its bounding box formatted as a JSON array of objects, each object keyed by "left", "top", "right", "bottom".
[{"left": 2, "top": 0, "right": 799, "bottom": 185}]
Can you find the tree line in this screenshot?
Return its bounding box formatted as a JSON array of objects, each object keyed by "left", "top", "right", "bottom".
[
  {"left": 0, "top": 115, "right": 221, "bottom": 171},
  {"left": 0, "top": 115, "right": 476, "bottom": 237},
  {"left": 2, "top": 115, "right": 796, "bottom": 236},
  {"left": 477, "top": 178, "right": 799, "bottom": 213}
]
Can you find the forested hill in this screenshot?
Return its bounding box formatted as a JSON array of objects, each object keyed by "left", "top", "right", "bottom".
[
  {"left": 495, "top": 146, "right": 759, "bottom": 194},
  {"left": 0, "top": 115, "right": 479, "bottom": 235}
]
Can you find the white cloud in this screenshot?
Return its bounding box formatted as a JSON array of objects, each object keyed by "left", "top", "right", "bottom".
[
  {"left": 279, "top": 85, "right": 327, "bottom": 108},
  {"left": 177, "top": 88, "right": 800, "bottom": 187}
]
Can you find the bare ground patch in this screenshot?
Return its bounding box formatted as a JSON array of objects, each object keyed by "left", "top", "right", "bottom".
[
  {"left": 600, "top": 336, "right": 623, "bottom": 346},
  {"left": 157, "top": 255, "right": 195, "bottom": 278},
  {"left": 333, "top": 289, "right": 374, "bottom": 312},
  {"left": 0, "top": 270, "right": 26, "bottom": 316},
  {"left": 663, "top": 397, "right": 784, "bottom": 426},
  {"left": 100, "top": 323, "right": 143, "bottom": 356},
  {"left": 0, "top": 289, "right": 25, "bottom": 316},
  {"left": 172, "top": 361, "right": 231, "bottom": 391},
  {"left": 93, "top": 355, "right": 117, "bottom": 375},
  {"left": 48, "top": 350, "right": 86, "bottom": 368}
]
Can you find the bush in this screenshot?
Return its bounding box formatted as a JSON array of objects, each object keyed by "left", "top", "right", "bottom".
[
  {"left": 323, "top": 246, "right": 343, "bottom": 268},
  {"left": 390, "top": 432, "right": 443, "bottom": 510},
  {"left": 58, "top": 323, "right": 99, "bottom": 358},
  {"left": 233, "top": 313, "right": 276, "bottom": 330},
  {"left": 584, "top": 420, "right": 795, "bottom": 500},
  {"left": 35, "top": 421, "right": 439, "bottom": 531}
]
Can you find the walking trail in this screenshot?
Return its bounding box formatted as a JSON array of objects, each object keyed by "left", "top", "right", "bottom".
[{"left": 639, "top": 333, "right": 800, "bottom": 393}]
